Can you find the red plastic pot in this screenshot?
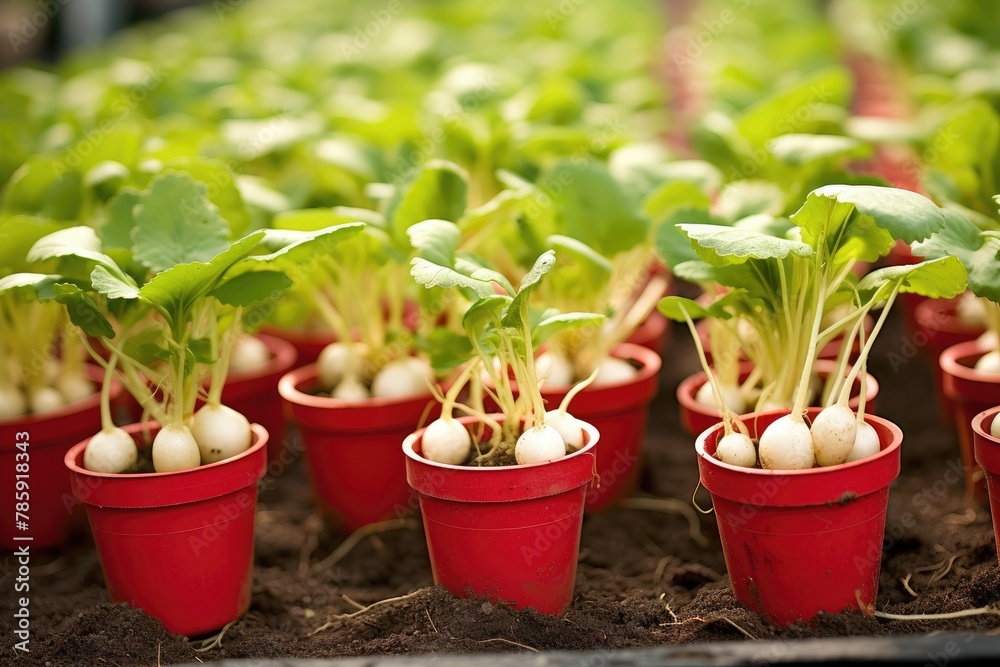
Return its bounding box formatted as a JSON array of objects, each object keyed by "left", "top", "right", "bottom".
[
  {"left": 971, "top": 407, "right": 1000, "bottom": 564},
  {"left": 1, "top": 366, "right": 121, "bottom": 550},
  {"left": 214, "top": 334, "right": 297, "bottom": 465},
  {"left": 403, "top": 415, "right": 598, "bottom": 616},
  {"left": 913, "top": 298, "right": 985, "bottom": 426},
  {"left": 64, "top": 421, "right": 268, "bottom": 637},
  {"left": 626, "top": 310, "right": 671, "bottom": 354},
  {"left": 279, "top": 365, "right": 440, "bottom": 531},
  {"left": 677, "top": 359, "right": 880, "bottom": 437},
  {"left": 260, "top": 326, "right": 332, "bottom": 367},
  {"left": 940, "top": 339, "right": 999, "bottom": 502},
  {"left": 696, "top": 316, "right": 873, "bottom": 367},
  {"left": 696, "top": 408, "right": 902, "bottom": 627}
]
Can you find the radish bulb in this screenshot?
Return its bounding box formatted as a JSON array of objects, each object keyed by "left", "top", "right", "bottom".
[
  {"left": 371, "top": 357, "right": 433, "bottom": 399},
  {"left": 975, "top": 351, "right": 1000, "bottom": 374},
  {"left": 811, "top": 404, "right": 858, "bottom": 466},
  {"left": 422, "top": 418, "right": 472, "bottom": 465},
  {"left": 58, "top": 374, "right": 94, "bottom": 405},
  {"left": 845, "top": 421, "right": 880, "bottom": 462},
  {"left": 545, "top": 410, "right": 584, "bottom": 450},
  {"left": 515, "top": 424, "right": 567, "bottom": 465},
  {"left": 191, "top": 404, "right": 252, "bottom": 464},
  {"left": 696, "top": 381, "right": 745, "bottom": 414},
  {"left": 332, "top": 375, "right": 371, "bottom": 401},
  {"left": 992, "top": 416, "right": 1000, "bottom": 440},
  {"left": 716, "top": 432, "right": 757, "bottom": 468},
  {"left": 978, "top": 330, "right": 998, "bottom": 348},
  {"left": 956, "top": 293, "right": 988, "bottom": 328},
  {"left": 0, "top": 385, "right": 26, "bottom": 420},
  {"left": 29, "top": 387, "right": 64, "bottom": 414},
  {"left": 536, "top": 351, "right": 574, "bottom": 387},
  {"left": 758, "top": 415, "right": 815, "bottom": 470},
  {"left": 230, "top": 336, "right": 271, "bottom": 372},
  {"left": 152, "top": 424, "right": 201, "bottom": 472},
  {"left": 317, "top": 342, "right": 363, "bottom": 390},
  {"left": 593, "top": 356, "right": 636, "bottom": 387},
  {"left": 84, "top": 427, "right": 137, "bottom": 473}
]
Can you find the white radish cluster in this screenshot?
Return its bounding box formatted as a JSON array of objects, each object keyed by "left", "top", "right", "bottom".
[
  {"left": 0, "top": 371, "right": 96, "bottom": 421},
  {"left": 317, "top": 342, "right": 367, "bottom": 396},
  {"left": 695, "top": 381, "right": 746, "bottom": 414},
  {"left": 229, "top": 335, "right": 271, "bottom": 372},
  {"left": 317, "top": 342, "right": 433, "bottom": 401},
  {"left": 593, "top": 356, "right": 636, "bottom": 387},
  {"left": 371, "top": 357, "right": 434, "bottom": 399},
  {"left": 535, "top": 351, "right": 574, "bottom": 387},
  {"left": 956, "top": 292, "right": 989, "bottom": 328},
  {"left": 975, "top": 351, "right": 1000, "bottom": 375}
]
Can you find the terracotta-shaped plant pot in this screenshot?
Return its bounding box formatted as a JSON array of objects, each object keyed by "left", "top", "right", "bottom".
[
  {"left": 696, "top": 408, "right": 902, "bottom": 627},
  {"left": 940, "top": 340, "right": 1000, "bottom": 502},
  {"left": 1, "top": 366, "right": 121, "bottom": 550},
  {"left": 971, "top": 407, "right": 1000, "bottom": 564},
  {"left": 214, "top": 334, "right": 297, "bottom": 465},
  {"left": 676, "top": 359, "right": 880, "bottom": 436},
  {"left": 404, "top": 415, "right": 598, "bottom": 616},
  {"left": 913, "top": 298, "right": 985, "bottom": 426},
  {"left": 65, "top": 422, "right": 268, "bottom": 637},
  {"left": 279, "top": 365, "right": 440, "bottom": 531}
]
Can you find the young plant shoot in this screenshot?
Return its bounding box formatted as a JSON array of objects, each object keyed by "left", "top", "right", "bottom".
[
  {"left": 20, "top": 171, "right": 363, "bottom": 474},
  {"left": 409, "top": 218, "right": 604, "bottom": 466},
  {"left": 662, "top": 185, "right": 966, "bottom": 469}
]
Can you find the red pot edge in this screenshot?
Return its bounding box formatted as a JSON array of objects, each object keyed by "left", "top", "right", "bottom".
[
  {"left": 940, "top": 339, "right": 998, "bottom": 387},
  {"left": 913, "top": 298, "right": 984, "bottom": 337},
  {"left": 540, "top": 342, "right": 663, "bottom": 396},
  {"left": 277, "top": 363, "right": 436, "bottom": 412},
  {"left": 225, "top": 333, "right": 298, "bottom": 383},
  {"left": 64, "top": 421, "right": 269, "bottom": 485},
  {"left": 0, "top": 364, "right": 122, "bottom": 434},
  {"left": 676, "top": 359, "right": 880, "bottom": 422},
  {"left": 403, "top": 413, "right": 599, "bottom": 476},
  {"left": 694, "top": 408, "right": 903, "bottom": 485},
  {"left": 972, "top": 407, "right": 1000, "bottom": 472}
]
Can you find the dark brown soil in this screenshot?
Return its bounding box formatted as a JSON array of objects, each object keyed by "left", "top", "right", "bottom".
[{"left": 5, "top": 308, "right": 1000, "bottom": 666}]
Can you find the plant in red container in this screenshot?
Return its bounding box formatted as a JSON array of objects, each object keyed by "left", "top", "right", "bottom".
[
  {"left": 663, "top": 184, "right": 965, "bottom": 626},
  {"left": 16, "top": 171, "right": 358, "bottom": 636},
  {"left": 405, "top": 233, "right": 605, "bottom": 616}
]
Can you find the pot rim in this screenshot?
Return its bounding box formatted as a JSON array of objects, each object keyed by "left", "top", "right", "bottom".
[
  {"left": 64, "top": 421, "right": 268, "bottom": 481},
  {"left": 403, "top": 413, "right": 598, "bottom": 473},
  {"left": 940, "top": 339, "right": 998, "bottom": 384},
  {"left": 278, "top": 362, "right": 435, "bottom": 410}
]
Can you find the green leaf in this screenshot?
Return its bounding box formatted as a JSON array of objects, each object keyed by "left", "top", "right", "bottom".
[
  {"left": 52, "top": 284, "right": 114, "bottom": 338},
  {"left": 132, "top": 172, "right": 231, "bottom": 273},
  {"left": 462, "top": 294, "right": 511, "bottom": 336},
  {"left": 912, "top": 209, "right": 1000, "bottom": 302},
  {"left": 736, "top": 68, "right": 849, "bottom": 147},
  {"left": 678, "top": 224, "right": 813, "bottom": 266},
  {"left": 856, "top": 256, "right": 968, "bottom": 302},
  {"left": 272, "top": 207, "right": 383, "bottom": 232},
  {"left": 407, "top": 219, "right": 461, "bottom": 267},
  {"left": 209, "top": 271, "right": 293, "bottom": 306},
  {"left": 164, "top": 158, "right": 251, "bottom": 238},
  {"left": 714, "top": 181, "right": 785, "bottom": 223},
  {"left": 385, "top": 160, "right": 468, "bottom": 247},
  {"left": 418, "top": 328, "right": 474, "bottom": 375},
  {"left": 799, "top": 185, "right": 946, "bottom": 245},
  {"left": 767, "top": 133, "right": 868, "bottom": 166},
  {"left": 532, "top": 312, "right": 605, "bottom": 346},
  {"left": 0, "top": 272, "right": 61, "bottom": 301},
  {"left": 410, "top": 257, "right": 496, "bottom": 299},
  {"left": 91, "top": 265, "right": 140, "bottom": 299},
  {"left": 657, "top": 295, "right": 740, "bottom": 323},
  {"left": 545, "top": 235, "right": 612, "bottom": 275},
  {"left": 101, "top": 190, "right": 142, "bottom": 251},
  {"left": 501, "top": 250, "right": 556, "bottom": 330},
  {"left": 139, "top": 231, "right": 265, "bottom": 326},
  {"left": 27, "top": 226, "right": 135, "bottom": 285},
  {"left": 0, "top": 216, "right": 69, "bottom": 271}
]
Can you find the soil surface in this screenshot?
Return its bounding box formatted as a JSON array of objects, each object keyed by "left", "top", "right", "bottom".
[{"left": 6, "top": 307, "right": 1000, "bottom": 666}]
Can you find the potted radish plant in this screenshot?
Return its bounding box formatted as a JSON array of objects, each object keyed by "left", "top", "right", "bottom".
[
  {"left": 663, "top": 184, "right": 966, "bottom": 626},
  {"left": 17, "top": 171, "right": 359, "bottom": 636},
  {"left": 912, "top": 205, "right": 1000, "bottom": 501},
  {"left": 277, "top": 163, "right": 471, "bottom": 531},
  {"left": 0, "top": 217, "right": 124, "bottom": 550},
  {"left": 404, "top": 234, "right": 605, "bottom": 616}
]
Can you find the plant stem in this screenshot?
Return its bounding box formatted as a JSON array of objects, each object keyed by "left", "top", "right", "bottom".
[
  {"left": 100, "top": 353, "right": 118, "bottom": 431},
  {"left": 838, "top": 286, "right": 898, "bottom": 406}
]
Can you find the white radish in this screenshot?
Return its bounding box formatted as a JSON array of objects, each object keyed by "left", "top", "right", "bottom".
[
  {"left": 956, "top": 293, "right": 988, "bottom": 328},
  {"left": 332, "top": 375, "right": 371, "bottom": 401},
  {"left": 758, "top": 415, "right": 815, "bottom": 470},
  {"left": 29, "top": 387, "right": 64, "bottom": 414},
  {"left": 84, "top": 427, "right": 137, "bottom": 473},
  {"left": 536, "top": 351, "right": 574, "bottom": 387},
  {"left": 422, "top": 418, "right": 472, "bottom": 465},
  {"left": 230, "top": 336, "right": 271, "bottom": 372},
  {"left": 545, "top": 410, "right": 584, "bottom": 450},
  {"left": 593, "top": 356, "right": 636, "bottom": 387},
  {"left": 152, "top": 423, "right": 201, "bottom": 473},
  {"left": 371, "top": 357, "right": 433, "bottom": 399},
  {"left": 845, "top": 421, "right": 881, "bottom": 462},
  {"left": 58, "top": 374, "right": 94, "bottom": 405},
  {"left": 696, "top": 381, "right": 745, "bottom": 414},
  {"left": 317, "top": 342, "right": 364, "bottom": 390},
  {"left": 515, "top": 424, "right": 567, "bottom": 465},
  {"left": 191, "top": 404, "right": 252, "bottom": 464},
  {"left": 716, "top": 432, "right": 757, "bottom": 468},
  {"left": 992, "top": 416, "right": 1000, "bottom": 440},
  {"left": 811, "top": 404, "right": 858, "bottom": 467},
  {"left": 975, "top": 351, "right": 1000, "bottom": 374},
  {"left": 978, "top": 330, "right": 998, "bottom": 348},
  {"left": 0, "top": 385, "right": 26, "bottom": 420}
]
